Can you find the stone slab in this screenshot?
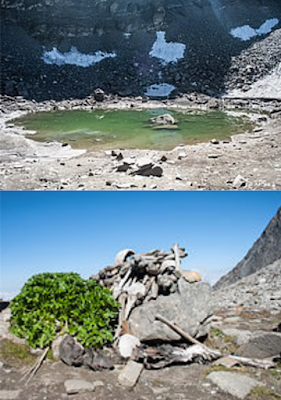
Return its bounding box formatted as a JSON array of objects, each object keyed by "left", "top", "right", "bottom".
[
  {"left": 207, "top": 371, "right": 263, "bottom": 399},
  {"left": 64, "top": 379, "right": 94, "bottom": 394},
  {"left": 118, "top": 360, "right": 144, "bottom": 388}
]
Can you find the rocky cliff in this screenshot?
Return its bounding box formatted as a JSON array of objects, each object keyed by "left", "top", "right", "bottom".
[
  {"left": 1, "top": 0, "right": 281, "bottom": 100},
  {"left": 213, "top": 206, "right": 281, "bottom": 290}
]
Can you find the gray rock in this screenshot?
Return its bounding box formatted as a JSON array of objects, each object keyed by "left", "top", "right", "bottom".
[
  {"left": 129, "top": 278, "right": 213, "bottom": 342},
  {"left": 233, "top": 174, "right": 247, "bottom": 189},
  {"left": 207, "top": 154, "right": 222, "bottom": 159},
  {"left": 59, "top": 334, "right": 85, "bottom": 366},
  {"left": 93, "top": 88, "right": 105, "bottom": 102},
  {"left": 131, "top": 165, "right": 163, "bottom": 177},
  {"left": 93, "top": 380, "right": 105, "bottom": 389},
  {"left": 207, "top": 371, "right": 263, "bottom": 399},
  {"left": 52, "top": 333, "right": 68, "bottom": 361},
  {"left": 221, "top": 328, "right": 253, "bottom": 346},
  {"left": 64, "top": 379, "right": 94, "bottom": 394},
  {"left": 82, "top": 348, "right": 114, "bottom": 370},
  {"left": 118, "top": 360, "right": 144, "bottom": 388},
  {"left": 0, "top": 391, "right": 22, "bottom": 400},
  {"left": 237, "top": 332, "right": 281, "bottom": 359},
  {"left": 150, "top": 114, "right": 175, "bottom": 125}
]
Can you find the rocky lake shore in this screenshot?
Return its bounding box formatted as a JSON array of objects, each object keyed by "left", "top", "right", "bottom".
[{"left": 1, "top": 94, "right": 281, "bottom": 191}]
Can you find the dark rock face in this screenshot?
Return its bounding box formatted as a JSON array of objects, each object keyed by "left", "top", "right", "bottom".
[
  {"left": 213, "top": 206, "right": 281, "bottom": 290},
  {"left": 1, "top": 0, "right": 281, "bottom": 100}
]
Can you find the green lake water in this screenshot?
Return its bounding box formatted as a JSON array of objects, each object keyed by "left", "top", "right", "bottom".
[{"left": 14, "top": 109, "right": 253, "bottom": 151}]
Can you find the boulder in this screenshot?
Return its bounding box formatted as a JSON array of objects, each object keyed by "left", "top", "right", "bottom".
[
  {"left": 82, "top": 348, "right": 114, "bottom": 370},
  {"left": 93, "top": 88, "right": 105, "bottom": 102},
  {"left": 181, "top": 270, "right": 202, "bottom": 283},
  {"left": 220, "top": 328, "right": 252, "bottom": 346},
  {"left": 52, "top": 333, "right": 68, "bottom": 360},
  {"left": 129, "top": 278, "right": 213, "bottom": 342},
  {"left": 237, "top": 332, "right": 281, "bottom": 359},
  {"left": 150, "top": 114, "right": 176, "bottom": 125},
  {"left": 131, "top": 164, "right": 163, "bottom": 177},
  {"left": 59, "top": 334, "right": 85, "bottom": 366}
]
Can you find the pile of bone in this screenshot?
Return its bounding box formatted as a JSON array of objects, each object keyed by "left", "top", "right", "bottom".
[{"left": 93, "top": 243, "right": 201, "bottom": 339}]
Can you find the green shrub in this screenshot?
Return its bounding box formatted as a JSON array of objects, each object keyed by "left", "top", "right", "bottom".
[{"left": 9, "top": 272, "right": 119, "bottom": 349}]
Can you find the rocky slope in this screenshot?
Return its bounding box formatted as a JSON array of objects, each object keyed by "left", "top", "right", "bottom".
[
  {"left": 212, "top": 258, "right": 281, "bottom": 311},
  {"left": 1, "top": 0, "right": 280, "bottom": 100},
  {"left": 225, "top": 28, "right": 281, "bottom": 95},
  {"left": 213, "top": 206, "right": 281, "bottom": 290}
]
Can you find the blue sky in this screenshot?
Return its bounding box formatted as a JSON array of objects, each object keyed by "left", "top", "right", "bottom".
[{"left": 0, "top": 191, "right": 280, "bottom": 299}]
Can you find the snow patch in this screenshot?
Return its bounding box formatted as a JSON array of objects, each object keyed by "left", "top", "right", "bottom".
[
  {"left": 144, "top": 83, "right": 175, "bottom": 97},
  {"left": 42, "top": 46, "right": 116, "bottom": 67},
  {"left": 230, "top": 18, "right": 279, "bottom": 41},
  {"left": 149, "top": 31, "right": 186, "bottom": 65},
  {"left": 123, "top": 32, "right": 131, "bottom": 39}
]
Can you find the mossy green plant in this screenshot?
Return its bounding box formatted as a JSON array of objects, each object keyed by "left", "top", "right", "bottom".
[
  {"left": 204, "top": 365, "right": 233, "bottom": 376},
  {"left": 251, "top": 386, "right": 281, "bottom": 400},
  {"left": 9, "top": 272, "right": 120, "bottom": 349},
  {"left": 205, "top": 328, "right": 238, "bottom": 354}
]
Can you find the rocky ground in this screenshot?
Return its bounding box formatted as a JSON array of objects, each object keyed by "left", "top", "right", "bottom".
[
  {"left": 1, "top": 259, "right": 281, "bottom": 400},
  {"left": 1, "top": 94, "right": 281, "bottom": 191}
]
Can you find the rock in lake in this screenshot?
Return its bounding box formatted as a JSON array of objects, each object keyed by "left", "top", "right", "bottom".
[{"left": 150, "top": 114, "right": 176, "bottom": 125}]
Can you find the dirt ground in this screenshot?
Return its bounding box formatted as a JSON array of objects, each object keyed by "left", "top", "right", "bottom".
[
  {"left": 1, "top": 305, "right": 281, "bottom": 400},
  {"left": 0, "top": 359, "right": 235, "bottom": 400}
]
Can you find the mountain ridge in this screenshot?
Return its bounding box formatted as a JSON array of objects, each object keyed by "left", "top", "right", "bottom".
[{"left": 213, "top": 206, "right": 281, "bottom": 290}]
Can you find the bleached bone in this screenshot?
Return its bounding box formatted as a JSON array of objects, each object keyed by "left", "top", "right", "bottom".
[
  {"left": 124, "top": 295, "right": 138, "bottom": 321},
  {"left": 172, "top": 345, "right": 221, "bottom": 362},
  {"left": 118, "top": 334, "right": 141, "bottom": 359},
  {"left": 160, "top": 260, "right": 177, "bottom": 274},
  {"left": 133, "top": 344, "right": 221, "bottom": 369},
  {"left": 228, "top": 355, "right": 276, "bottom": 370},
  {"left": 147, "top": 279, "right": 158, "bottom": 301},
  {"left": 115, "top": 249, "right": 135, "bottom": 265},
  {"left": 171, "top": 242, "right": 183, "bottom": 274},
  {"left": 113, "top": 267, "right": 132, "bottom": 299},
  {"left": 124, "top": 283, "right": 146, "bottom": 320},
  {"left": 146, "top": 262, "right": 161, "bottom": 275}
]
